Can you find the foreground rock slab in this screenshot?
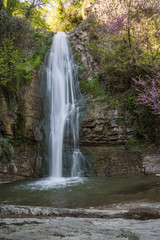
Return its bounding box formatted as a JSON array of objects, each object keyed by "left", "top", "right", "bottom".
[
  {"left": 0, "top": 204, "right": 160, "bottom": 240},
  {"left": 0, "top": 216, "right": 160, "bottom": 240}
]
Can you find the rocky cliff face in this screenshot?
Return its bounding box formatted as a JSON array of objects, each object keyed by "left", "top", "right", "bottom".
[
  {"left": 69, "top": 0, "right": 160, "bottom": 177},
  {"left": 70, "top": 21, "right": 99, "bottom": 80},
  {"left": 0, "top": 71, "right": 46, "bottom": 181},
  {"left": 79, "top": 94, "right": 144, "bottom": 177}
]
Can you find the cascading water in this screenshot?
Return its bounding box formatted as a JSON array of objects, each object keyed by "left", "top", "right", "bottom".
[{"left": 46, "top": 32, "right": 84, "bottom": 183}]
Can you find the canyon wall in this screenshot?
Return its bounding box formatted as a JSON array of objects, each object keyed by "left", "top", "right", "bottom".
[{"left": 0, "top": 69, "right": 46, "bottom": 181}]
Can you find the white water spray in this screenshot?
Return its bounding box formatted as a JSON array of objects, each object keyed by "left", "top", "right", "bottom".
[{"left": 46, "top": 32, "right": 83, "bottom": 180}]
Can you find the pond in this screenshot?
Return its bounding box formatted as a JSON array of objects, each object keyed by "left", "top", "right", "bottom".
[{"left": 0, "top": 176, "right": 160, "bottom": 208}]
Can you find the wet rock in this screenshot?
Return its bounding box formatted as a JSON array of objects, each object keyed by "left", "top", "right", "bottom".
[
  {"left": 0, "top": 208, "right": 160, "bottom": 240},
  {"left": 143, "top": 155, "right": 160, "bottom": 174}
]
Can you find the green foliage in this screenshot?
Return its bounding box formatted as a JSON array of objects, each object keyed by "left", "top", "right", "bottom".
[
  {"left": 49, "top": 0, "right": 83, "bottom": 32},
  {"left": 121, "top": 230, "right": 140, "bottom": 240},
  {"left": 29, "top": 8, "right": 49, "bottom": 30},
  {"left": 0, "top": 38, "right": 32, "bottom": 97},
  {"left": 124, "top": 94, "right": 160, "bottom": 143},
  {"left": 88, "top": 33, "right": 154, "bottom": 94},
  {"left": 89, "top": 35, "right": 126, "bottom": 93},
  {"left": 0, "top": 1, "right": 4, "bottom": 11},
  {"left": 23, "top": 0, "right": 50, "bottom": 17},
  {"left": 1, "top": 0, "right": 50, "bottom": 29},
  {"left": 80, "top": 73, "right": 119, "bottom": 106},
  {"left": 0, "top": 13, "right": 52, "bottom": 98},
  {"left": 0, "top": 9, "right": 34, "bottom": 50},
  {"left": 125, "top": 137, "right": 147, "bottom": 153},
  {"left": 0, "top": 0, "right": 21, "bottom": 16},
  {"left": 5, "top": 0, "right": 20, "bottom": 16},
  {"left": 106, "top": 94, "right": 119, "bottom": 108},
  {"left": 31, "top": 30, "right": 53, "bottom": 69},
  {"left": 81, "top": 75, "right": 105, "bottom": 98},
  {"left": 87, "top": 0, "right": 160, "bottom": 95},
  {"left": 0, "top": 138, "right": 15, "bottom": 162}
]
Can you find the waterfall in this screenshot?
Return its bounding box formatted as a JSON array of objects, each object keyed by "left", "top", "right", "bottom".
[{"left": 46, "top": 32, "right": 84, "bottom": 180}]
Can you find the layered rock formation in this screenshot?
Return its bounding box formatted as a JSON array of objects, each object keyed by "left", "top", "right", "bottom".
[{"left": 0, "top": 71, "right": 46, "bottom": 181}]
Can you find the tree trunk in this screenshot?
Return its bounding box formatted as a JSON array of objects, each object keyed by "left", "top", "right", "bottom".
[{"left": 25, "top": 0, "right": 36, "bottom": 18}]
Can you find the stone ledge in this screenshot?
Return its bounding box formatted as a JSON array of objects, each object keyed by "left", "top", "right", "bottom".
[{"left": 1, "top": 203, "right": 160, "bottom": 220}]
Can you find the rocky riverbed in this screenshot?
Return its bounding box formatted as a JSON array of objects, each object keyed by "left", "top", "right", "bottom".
[{"left": 0, "top": 204, "right": 160, "bottom": 240}]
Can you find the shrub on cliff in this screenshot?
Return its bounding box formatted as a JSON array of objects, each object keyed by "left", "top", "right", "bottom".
[
  {"left": 0, "top": 38, "right": 29, "bottom": 96},
  {"left": 133, "top": 68, "right": 160, "bottom": 115},
  {"left": 0, "top": 8, "right": 52, "bottom": 104}
]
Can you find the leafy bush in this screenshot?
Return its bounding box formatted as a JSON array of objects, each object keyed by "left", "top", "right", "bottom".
[
  {"left": 0, "top": 38, "right": 32, "bottom": 97},
  {"left": 31, "top": 30, "right": 53, "bottom": 69},
  {"left": 81, "top": 75, "right": 105, "bottom": 98},
  {"left": 0, "top": 9, "right": 33, "bottom": 50},
  {"left": 123, "top": 94, "right": 160, "bottom": 142},
  {"left": 0, "top": 138, "right": 15, "bottom": 162},
  {"left": 133, "top": 68, "right": 160, "bottom": 115}
]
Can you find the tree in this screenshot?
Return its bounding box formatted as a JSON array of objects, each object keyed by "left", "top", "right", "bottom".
[
  {"left": 105, "top": 0, "right": 160, "bottom": 54},
  {"left": 13, "top": 0, "right": 51, "bottom": 29},
  {"left": 0, "top": 0, "right": 20, "bottom": 15},
  {"left": 133, "top": 68, "right": 160, "bottom": 115},
  {"left": 6, "top": 0, "right": 20, "bottom": 16},
  {"left": 23, "top": 0, "right": 50, "bottom": 18},
  {"left": 47, "top": 0, "right": 83, "bottom": 31}
]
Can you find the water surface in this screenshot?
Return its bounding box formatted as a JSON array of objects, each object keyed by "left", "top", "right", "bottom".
[{"left": 0, "top": 176, "right": 160, "bottom": 208}]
